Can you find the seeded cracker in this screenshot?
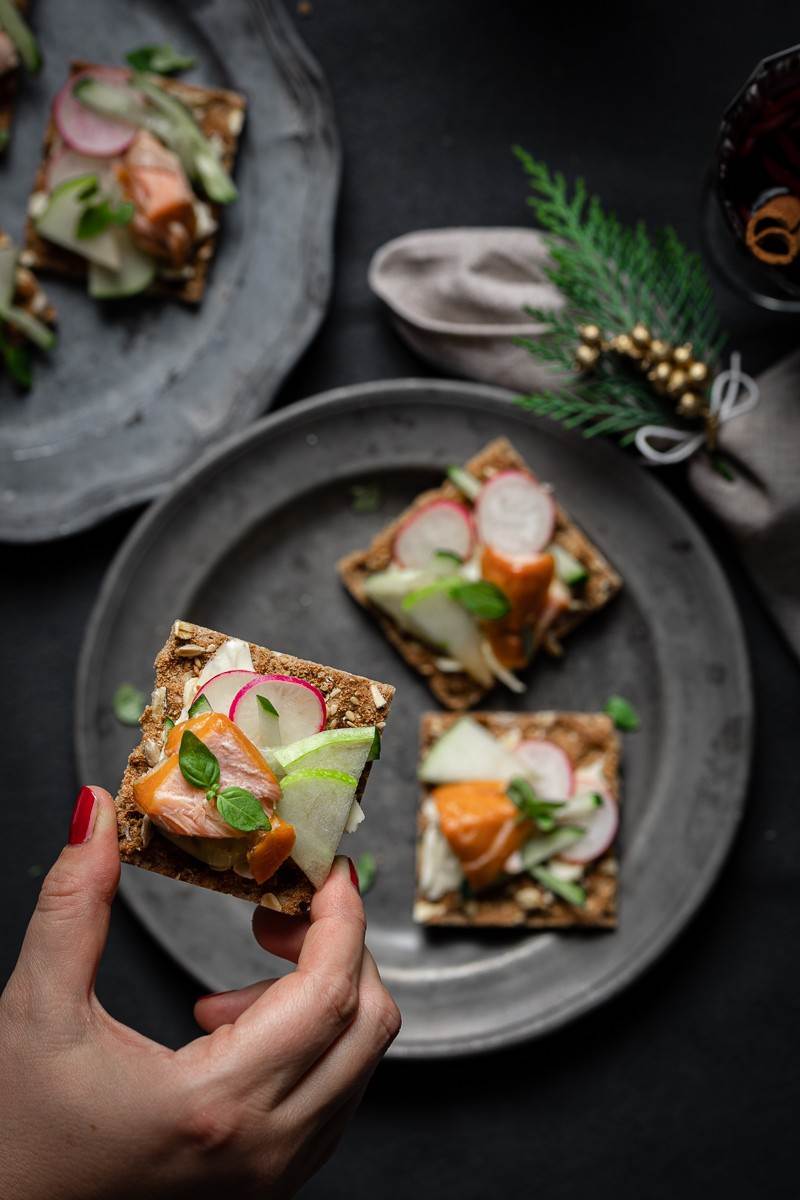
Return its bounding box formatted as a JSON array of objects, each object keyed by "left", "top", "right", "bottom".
[
  {"left": 117, "top": 621, "right": 394, "bottom": 912},
  {"left": 338, "top": 437, "right": 622, "bottom": 710}
]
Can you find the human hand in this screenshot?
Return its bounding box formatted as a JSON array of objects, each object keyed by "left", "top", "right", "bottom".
[{"left": 0, "top": 786, "right": 400, "bottom": 1200}]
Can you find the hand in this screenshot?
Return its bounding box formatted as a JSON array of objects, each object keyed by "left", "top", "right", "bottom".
[{"left": 0, "top": 786, "right": 400, "bottom": 1200}]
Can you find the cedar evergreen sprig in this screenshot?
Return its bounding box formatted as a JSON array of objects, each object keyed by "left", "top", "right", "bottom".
[{"left": 511, "top": 147, "right": 726, "bottom": 445}]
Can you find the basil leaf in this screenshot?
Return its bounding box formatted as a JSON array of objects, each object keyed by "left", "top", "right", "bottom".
[
  {"left": 188, "top": 692, "right": 211, "bottom": 718},
  {"left": 0, "top": 334, "right": 32, "bottom": 388},
  {"left": 179, "top": 729, "right": 220, "bottom": 790},
  {"left": 368, "top": 727, "right": 381, "bottom": 761},
  {"left": 451, "top": 580, "right": 510, "bottom": 620},
  {"left": 125, "top": 44, "right": 196, "bottom": 74},
  {"left": 77, "top": 198, "right": 135, "bottom": 240},
  {"left": 257, "top": 694, "right": 279, "bottom": 718},
  {"left": 507, "top": 777, "right": 563, "bottom": 831},
  {"left": 113, "top": 682, "right": 146, "bottom": 726},
  {"left": 604, "top": 694, "right": 640, "bottom": 731},
  {"left": 356, "top": 851, "right": 377, "bottom": 894},
  {"left": 216, "top": 786, "right": 271, "bottom": 832},
  {"left": 163, "top": 716, "right": 175, "bottom": 732},
  {"left": 350, "top": 483, "right": 381, "bottom": 513}
]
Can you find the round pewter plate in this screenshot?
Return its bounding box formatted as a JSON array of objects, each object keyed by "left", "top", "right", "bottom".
[
  {"left": 75, "top": 380, "right": 753, "bottom": 1058},
  {"left": 0, "top": 0, "right": 339, "bottom": 541}
]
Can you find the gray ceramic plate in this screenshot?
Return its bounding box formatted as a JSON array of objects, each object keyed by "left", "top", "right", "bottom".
[
  {"left": 0, "top": 0, "right": 338, "bottom": 542},
  {"left": 75, "top": 380, "right": 753, "bottom": 1057}
]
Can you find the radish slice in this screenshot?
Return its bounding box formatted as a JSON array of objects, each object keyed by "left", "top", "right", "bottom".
[
  {"left": 559, "top": 790, "right": 619, "bottom": 864},
  {"left": 195, "top": 669, "right": 257, "bottom": 716},
  {"left": 47, "top": 145, "right": 116, "bottom": 192},
  {"left": 230, "top": 675, "right": 327, "bottom": 747},
  {"left": 515, "top": 739, "right": 574, "bottom": 799},
  {"left": 393, "top": 499, "right": 474, "bottom": 568},
  {"left": 476, "top": 471, "right": 555, "bottom": 558},
  {"left": 54, "top": 68, "right": 136, "bottom": 157}
]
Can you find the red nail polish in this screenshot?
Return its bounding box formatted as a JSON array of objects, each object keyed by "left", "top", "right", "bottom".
[
  {"left": 198, "top": 991, "right": 228, "bottom": 1001},
  {"left": 69, "top": 786, "right": 96, "bottom": 846},
  {"left": 348, "top": 857, "right": 360, "bottom": 893}
]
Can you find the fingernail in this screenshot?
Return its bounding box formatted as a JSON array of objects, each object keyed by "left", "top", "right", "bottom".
[
  {"left": 347, "top": 857, "right": 360, "bottom": 893},
  {"left": 68, "top": 786, "right": 97, "bottom": 846},
  {"left": 198, "top": 991, "right": 229, "bottom": 1002}
]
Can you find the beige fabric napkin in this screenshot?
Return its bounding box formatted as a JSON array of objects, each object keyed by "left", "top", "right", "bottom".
[{"left": 369, "top": 227, "right": 800, "bottom": 660}]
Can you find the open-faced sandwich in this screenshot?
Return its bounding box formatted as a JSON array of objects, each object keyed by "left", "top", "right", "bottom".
[
  {"left": 117, "top": 621, "right": 394, "bottom": 914},
  {"left": 339, "top": 437, "right": 622, "bottom": 710},
  {"left": 0, "top": 0, "right": 40, "bottom": 153},
  {"left": 414, "top": 711, "right": 619, "bottom": 927},
  {"left": 24, "top": 61, "right": 245, "bottom": 303},
  {"left": 0, "top": 228, "right": 55, "bottom": 387}
]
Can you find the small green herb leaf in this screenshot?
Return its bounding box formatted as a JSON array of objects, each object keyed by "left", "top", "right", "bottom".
[
  {"left": 530, "top": 865, "right": 586, "bottom": 907},
  {"left": 604, "top": 694, "right": 640, "bottom": 731},
  {"left": 188, "top": 692, "right": 212, "bottom": 718},
  {"left": 368, "top": 727, "right": 381, "bottom": 761},
  {"left": 77, "top": 198, "right": 135, "bottom": 240},
  {"left": 257, "top": 694, "right": 279, "bottom": 719},
  {"left": 507, "top": 777, "right": 563, "bottom": 831},
  {"left": 451, "top": 580, "right": 510, "bottom": 620},
  {"left": 125, "top": 44, "right": 196, "bottom": 74},
  {"left": 350, "top": 483, "right": 382, "bottom": 513},
  {"left": 434, "top": 549, "right": 463, "bottom": 565},
  {"left": 356, "top": 851, "right": 377, "bottom": 894},
  {"left": 163, "top": 716, "right": 175, "bottom": 732},
  {"left": 216, "top": 787, "right": 271, "bottom": 832},
  {"left": 0, "top": 334, "right": 32, "bottom": 388},
  {"left": 76, "top": 178, "right": 99, "bottom": 202},
  {"left": 113, "top": 683, "right": 146, "bottom": 726},
  {"left": 179, "top": 729, "right": 220, "bottom": 790}
]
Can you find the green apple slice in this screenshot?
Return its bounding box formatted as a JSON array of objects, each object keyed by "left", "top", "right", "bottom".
[
  {"left": 363, "top": 565, "right": 438, "bottom": 629},
  {"left": 419, "top": 716, "right": 528, "bottom": 783},
  {"left": 88, "top": 228, "right": 156, "bottom": 299},
  {"left": 35, "top": 175, "right": 122, "bottom": 271},
  {"left": 275, "top": 725, "right": 378, "bottom": 777},
  {"left": 278, "top": 768, "right": 358, "bottom": 888},
  {"left": 402, "top": 579, "right": 493, "bottom": 686}
]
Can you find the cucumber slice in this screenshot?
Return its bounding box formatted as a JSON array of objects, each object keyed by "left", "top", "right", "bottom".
[
  {"left": 548, "top": 543, "right": 588, "bottom": 586},
  {"left": 520, "top": 826, "right": 585, "bottom": 871},
  {"left": 419, "top": 716, "right": 527, "bottom": 784},
  {"left": 278, "top": 768, "right": 359, "bottom": 888},
  {"left": 88, "top": 229, "right": 156, "bottom": 299},
  {"left": 0, "top": 304, "right": 55, "bottom": 350},
  {"left": 274, "top": 726, "right": 377, "bottom": 780},
  {"left": 447, "top": 465, "right": 482, "bottom": 502},
  {"left": 0, "top": 244, "right": 17, "bottom": 309},
  {"left": 530, "top": 865, "right": 586, "bottom": 907},
  {"left": 0, "top": 0, "right": 41, "bottom": 72},
  {"left": 35, "top": 176, "right": 122, "bottom": 271}
]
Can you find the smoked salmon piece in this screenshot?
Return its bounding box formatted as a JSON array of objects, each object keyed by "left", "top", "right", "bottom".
[
  {"left": 433, "top": 780, "right": 532, "bottom": 892},
  {"left": 480, "top": 546, "right": 554, "bottom": 669},
  {"left": 116, "top": 130, "right": 196, "bottom": 266},
  {"left": 134, "top": 711, "right": 280, "bottom": 839},
  {"left": 247, "top": 820, "right": 297, "bottom": 884}
]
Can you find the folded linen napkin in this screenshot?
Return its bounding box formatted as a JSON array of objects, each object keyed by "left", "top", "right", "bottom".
[{"left": 369, "top": 227, "right": 800, "bottom": 661}]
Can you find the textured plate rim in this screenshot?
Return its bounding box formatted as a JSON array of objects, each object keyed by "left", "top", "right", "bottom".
[{"left": 75, "top": 377, "right": 754, "bottom": 1058}]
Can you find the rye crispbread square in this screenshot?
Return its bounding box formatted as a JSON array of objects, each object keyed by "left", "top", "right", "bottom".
[
  {"left": 338, "top": 437, "right": 622, "bottom": 710},
  {"left": 116, "top": 620, "right": 394, "bottom": 913},
  {"left": 0, "top": 227, "right": 56, "bottom": 330},
  {"left": 23, "top": 61, "right": 246, "bottom": 304},
  {"left": 414, "top": 711, "right": 619, "bottom": 928}
]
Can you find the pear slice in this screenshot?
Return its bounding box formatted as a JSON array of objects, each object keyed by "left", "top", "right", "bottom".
[{"left": 277, "top": 768, "right": 359, "bottom": 888}]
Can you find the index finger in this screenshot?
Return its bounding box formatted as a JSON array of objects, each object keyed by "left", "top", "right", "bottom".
[{"left": 221, "top": 857, "right": 366, "bottom": 1094}]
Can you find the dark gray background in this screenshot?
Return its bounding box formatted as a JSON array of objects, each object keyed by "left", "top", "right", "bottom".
[{"left": 1, "top": 2, "right": 798, "bottom": 1196}]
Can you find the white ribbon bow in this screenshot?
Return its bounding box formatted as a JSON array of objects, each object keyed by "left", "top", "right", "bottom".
[{"left": 634, "top": 352, "right": 759, "bottom": 466}]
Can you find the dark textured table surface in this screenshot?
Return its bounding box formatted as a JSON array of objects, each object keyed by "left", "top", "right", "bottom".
[{"left": 2, "top": 3, "right": 798, "bottom": 1196}]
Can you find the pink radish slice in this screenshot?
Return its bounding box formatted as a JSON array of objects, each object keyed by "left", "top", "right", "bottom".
[
  {"left": 476, "top": 471, "right": 555, "bottom": 559},
  {"left": 393, "top": 499, "right": 474, "bottom": 568},
  {"left": 559, "top": 790, "right": 619, "bottom": 864},
  {"left": 47, "top": 145, "right": 115, "bottom": 191},
  {"left": 195, "top": 669, "right": 257, "bottom": 716},
  {"left": 230, "top": 675, "right": 327, "bottom": 746},
  {"left": 54, "top": 68, "right": 136, "bottom": 157},
  {"left": 515, "top": 739, "right": 574, "bottom": 800}
]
